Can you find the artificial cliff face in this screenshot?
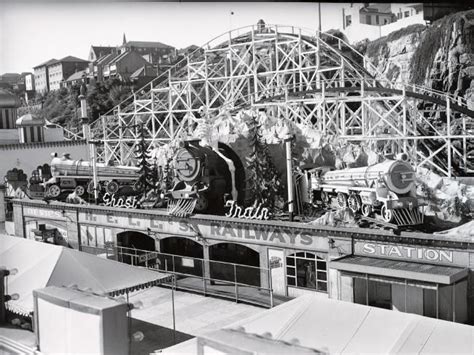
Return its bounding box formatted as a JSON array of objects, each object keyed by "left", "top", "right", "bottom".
[{"left": 360, "top": 10, "right": 474, "bottom": 109}]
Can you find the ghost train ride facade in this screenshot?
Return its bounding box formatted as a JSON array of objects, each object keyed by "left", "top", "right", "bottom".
[{"left": 11, "top": 192, "right": 474, "bottom": 325}]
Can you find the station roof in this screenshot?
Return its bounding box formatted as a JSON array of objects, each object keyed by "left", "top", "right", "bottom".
[{"left": 330, "top": 255, "right": 468, "bottom": 284}]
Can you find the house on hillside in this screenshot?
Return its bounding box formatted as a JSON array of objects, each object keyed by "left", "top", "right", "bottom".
[
  {"left": 88, "top": 45, "right": 115, "bottom": 62},
  {"left": 33, "top": 59, "right": 57, "bottom": 94},
  {"left": 120, "top": 34, "right": 175, "bottom": 66},
  {"left": 87, "top": 36, "right": 176, "bottom": 84},
  {"left": 341, "top": 3, "right": 425, "bottom": 43},
  {"left": 130, "top": 64, "right": 158, "bottom": 88},
  {"left": 102, "top": 51, "right": 150, "bottom": 81},
  {"left": 47, "top": 56, "right": 89, "bottom": 91},
  {"left": 62, "top": 70, "right": 88, "bottom": 90}
]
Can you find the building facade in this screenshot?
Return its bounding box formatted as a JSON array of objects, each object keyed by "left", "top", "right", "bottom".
[
  {"left": 10, "top": 200, "right": 474, "bottom": 324},
  {"left": 341, "top": 3, "right": 425, "bottom": 43},
  {"left": 47, "top": 56, "right": 89, "bottom": 91},
  {"left": 33, "top": 59, "right": 57, "bottom": 94},
  {"left": 102, "top": 51, "right": 150, "bottom": 81},
  {"left": 120, "top": 36, "right": 175, "bottom": 66}
]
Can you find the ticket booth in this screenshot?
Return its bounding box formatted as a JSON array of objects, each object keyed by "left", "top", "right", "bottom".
[{"left": 331, "top": 242, "right": 470, "bottom": 324}]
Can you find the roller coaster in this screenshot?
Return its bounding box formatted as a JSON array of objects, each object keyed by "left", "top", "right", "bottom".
[{"left": 77, "top": 24, "right": 473, "bottom": 178}]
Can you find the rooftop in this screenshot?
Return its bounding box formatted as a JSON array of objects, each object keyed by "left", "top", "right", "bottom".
[
  {"left": 33, "top": 58, "right": 58, "bottom": 69},
  {"left": 124, "top": 40, "right": 174, "bottom": 50},
  {"left": 64, "top": 69, "right": 87, "bottom": 82},
  {"left": 58, "top": 55, "right": 89, "bottom": 63}
]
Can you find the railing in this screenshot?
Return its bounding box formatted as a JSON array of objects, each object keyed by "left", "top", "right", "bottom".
[{"left": 81, "top": 244, "right": 277, "bottom": 308}]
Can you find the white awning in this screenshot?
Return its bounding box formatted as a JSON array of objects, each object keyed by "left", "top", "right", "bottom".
[{"left": 330, "top": 255, "right": 468, "bottom": 284}]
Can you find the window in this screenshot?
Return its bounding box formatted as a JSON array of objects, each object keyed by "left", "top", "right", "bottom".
[
  {"left": 376, "top": 15, "right": 379, "bottom": 25},
  {"left": 366, "top": 15, "right": 372, "bottom": 25},
  {"left": 397, "top": 12, "right": 401, "bottom": 19},
  {"left": 404, "top": 11, "right": 409, "bottom": 18},
  {"left": 345, "top": 15, "right": 352, "bottom": 27},
  {"left": 286, "top": 252, "right": 327, "bottom": 292}
]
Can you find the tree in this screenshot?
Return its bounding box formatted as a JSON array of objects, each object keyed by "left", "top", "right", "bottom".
[
  {"left": 135, "top": 125, "right": 155, "bottom": 193},
  {"left": 86, "top": 78, "right": 133, "bottom": 120},
  {"left": 245, "top": 114, "right": 285, "bottom": 210}
]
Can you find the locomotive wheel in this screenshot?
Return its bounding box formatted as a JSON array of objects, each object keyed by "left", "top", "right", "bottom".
[
  {"left": 47, "top": 184, "right": 61, "bottom": 198},
  {"left": 381, "top": 205, "right": 393, "bottom": 223},
  {"left": 361, "top": 204, "right": 372, "bottom": 217},
  {"left": 74, "top": 185, "right": 86, "bottom": 197},
  {"left": 194, "top": 194, "right": 209, "bottom": 212},
  {"left": 347, "top": 194, "right": 361, "bottom": 213},
  {"left": 105, "top": 181, "right": 119, "bottom": 194},
  {"left": 336, "top": 193, "right": 348, "bottom": 209},
  {"left": 320, "top": 191, "right": 330, "bottom": 205}
]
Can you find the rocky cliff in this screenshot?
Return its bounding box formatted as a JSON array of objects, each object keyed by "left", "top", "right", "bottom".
[{"left": 356, "top": 9, "right": 474, "bottom": 109}]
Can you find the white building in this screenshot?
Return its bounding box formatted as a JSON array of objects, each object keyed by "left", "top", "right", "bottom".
[{"left": 341, "top": 3, "right": 425, "bottom": 43}]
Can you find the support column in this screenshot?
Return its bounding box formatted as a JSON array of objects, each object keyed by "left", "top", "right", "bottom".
[
  {"left": 0, "top": 185, "right": 6, "bottom": 224},
  {"left": 203, "top": 243, "right": 211, "bottom": 282},
  {"left": 65, "top": 209, "right": 81, "bottom": 251},
  {"left": 13, "top": 203, "right": 25, "bottom": 238},
  {"left": 259, "top": 247, "right": 270, "bottom": 290}
]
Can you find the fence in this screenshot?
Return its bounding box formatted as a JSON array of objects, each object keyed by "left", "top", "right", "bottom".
[{"left": 81, "top": 244, "right": 276, "bottom": 308}]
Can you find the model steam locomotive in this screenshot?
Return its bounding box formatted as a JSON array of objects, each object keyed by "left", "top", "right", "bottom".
[
  {"left": 44, "top": 153, "right": 139, "bottom": 198},
  {"left": 168, "top": 140, "right": 246, "bottom": 214},
  {"left": 304, "top": 154, "right": 423, "bottom": 226}
]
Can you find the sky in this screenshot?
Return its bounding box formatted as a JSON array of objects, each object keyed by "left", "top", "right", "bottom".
[{"left": 0, "top": 1, "right": 345, "bottom": 74}]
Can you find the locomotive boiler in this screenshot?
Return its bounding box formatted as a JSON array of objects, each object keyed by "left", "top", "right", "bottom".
[
  {"left": 168, "top": 140, "right": 245, "bottom": 214},
  {"left": 45, "top": 153, "right": 139, "bottom": 198},
  {"left": 305, "top": 155, "right": 423, "bottom": 226}
]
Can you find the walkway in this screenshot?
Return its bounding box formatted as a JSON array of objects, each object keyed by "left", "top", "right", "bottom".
[
  {"left": 129, "top": 286, "right": 265, "bottom": 338},
  {"left": 128, "top": 286, "right": 267, "bottom": 353}
]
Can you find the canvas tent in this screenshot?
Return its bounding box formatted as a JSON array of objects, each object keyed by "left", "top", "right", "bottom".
[
  {"left": 225, "top": 295, "right": 474, "bottom": 354},
  {"left": 0, "top": 235, "right": 171, "bottom": 316},
  {"left": 165, "top": 294, "right": 474, "bottom": 354}
]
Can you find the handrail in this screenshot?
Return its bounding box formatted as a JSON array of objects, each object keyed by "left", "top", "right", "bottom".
[{"left": 45, "top": 120, "right": 84, "bottom": 140}]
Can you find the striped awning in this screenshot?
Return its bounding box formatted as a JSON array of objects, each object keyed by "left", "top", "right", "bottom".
[{"left": 0, "top": 235, "right": 171, "bottom": 316}]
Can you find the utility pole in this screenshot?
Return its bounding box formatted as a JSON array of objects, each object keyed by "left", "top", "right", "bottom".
[
  {"left": 318, "top": 3, "right": 322, "bottom": 32},
  {"left": 79, "top": 78, "right": 99, "bottom": 204}
]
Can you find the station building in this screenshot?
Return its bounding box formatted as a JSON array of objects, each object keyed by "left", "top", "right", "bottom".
[{"left": 10, "top": 199, "right": 474, "bottom": 324}]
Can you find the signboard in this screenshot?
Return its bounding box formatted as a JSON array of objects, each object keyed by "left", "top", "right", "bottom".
[
  {"left": 355, "top": 241, "right": 469, "bottom": 267},
  {"left": 138, "top": 253, "right": 157, "bottom": 263},
  {"left": 181, "top": 258, "right": 195, "bottom": 268},
  {"left": 23, "top": 207, "right": 65, "bottom": 220},
  {"left": 78, "top": 211, "right": 329, "bottom": 251}
]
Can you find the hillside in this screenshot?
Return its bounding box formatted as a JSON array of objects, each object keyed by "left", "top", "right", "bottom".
[{"left": 356, "top": 9, "right": 474, "bottom": 108}]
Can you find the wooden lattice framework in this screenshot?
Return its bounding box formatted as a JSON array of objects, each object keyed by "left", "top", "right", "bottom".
[{"left": 88, "top": 24, "right": 474, "bottom": 177}]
